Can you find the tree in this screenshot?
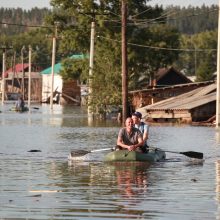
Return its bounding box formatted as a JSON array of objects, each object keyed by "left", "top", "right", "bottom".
[
  {"left": 196, "top": 55, "right": 215, "bottom": 81},
  {"left": 0, "top": 28, "right": 53, "bottom": 74},
  {"left": 47, "top": 0, "right": 181, "bottom": 114},
  {"left": 176, "top": 30, "right": 217, "bottom": 80}
]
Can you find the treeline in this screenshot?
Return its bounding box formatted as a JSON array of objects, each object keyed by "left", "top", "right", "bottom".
[
  {"left": 0, "top": 7, "right": 51, "bottom": 35},
  {"left": 165, "top": 4, "right": 218, "bottom": 34},
  {"left": 0, "top": 5, "right": 218, "bottom": 36}
]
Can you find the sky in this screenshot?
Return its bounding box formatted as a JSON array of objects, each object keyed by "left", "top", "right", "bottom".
[{"left": 0, "top": 0, "right": 218, "bottom": 10}]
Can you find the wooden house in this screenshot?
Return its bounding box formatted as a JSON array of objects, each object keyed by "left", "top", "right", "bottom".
[
  {"left": 3, "top": 63, "right": 42, "bottom": 102},
  {"left": 129, "top": 81, "right": 214, "bottom": 109},
  {"left": 129, "top": 66, "right": 214, "bottom": 110},
  {"left": 136, "top": 83, "right": 216, "bottom": 123},
  {"left": 150, "top": 67, "right": 192, "bottom": 87}
]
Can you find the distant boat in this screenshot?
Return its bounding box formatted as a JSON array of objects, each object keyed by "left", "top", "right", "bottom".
[{"left": 10, "top": 106, "right": 29, "bottom": 112}]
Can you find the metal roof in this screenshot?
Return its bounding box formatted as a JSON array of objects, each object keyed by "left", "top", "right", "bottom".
[
  {"left": 129, "top": 80, "right": 214, "bottom": 94},
  {"left": 41, "top": 54, "right": 87, "bottom": 75},
  {"left": 137, "top": 83, "right": 216, "bottom": 114}
]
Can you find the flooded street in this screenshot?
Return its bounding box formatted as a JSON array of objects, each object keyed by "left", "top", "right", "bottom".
[{"left": 0, "top": 104, "right": 220, "bottom": 219}]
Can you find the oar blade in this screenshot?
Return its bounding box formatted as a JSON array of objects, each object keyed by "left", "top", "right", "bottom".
[
  {"left": 70, "top": 150, "right": 91, "bottom": 157},
  {"left": 180, "top": 151, "right": 203, "bottom": 159}
]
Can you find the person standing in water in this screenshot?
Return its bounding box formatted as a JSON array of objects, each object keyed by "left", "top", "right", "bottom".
[{"left": 15, "top": 96, "right": 25, "bottom": 111}]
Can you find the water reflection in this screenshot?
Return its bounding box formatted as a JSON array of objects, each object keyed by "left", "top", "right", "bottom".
[
  {"left": 216, "top": 160, "right": 220, "bottom": 201},
  {"left": 113, "top": 162, "right": 150, "bottom": 199},
  {"left": 43, "top": 161, "right": 152, "bottom": 218}
]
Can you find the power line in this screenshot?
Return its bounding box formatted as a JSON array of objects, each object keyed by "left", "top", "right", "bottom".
[
  {"left": 130, "top": 9, "right": 177, "bottom": 25},
  {"left": 129, "top": 7, "right": 218, "bottom": 26},
  {"left": 97, "top": 35, "right": 217, "bottom": 52},
  {"left": 0, "top": 6, "right": 217, "bottom": 29},
  {"left": 130, "top": 7, "right": 152, "bottom": 19}
]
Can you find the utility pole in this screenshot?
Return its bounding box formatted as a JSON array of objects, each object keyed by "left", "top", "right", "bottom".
[
  {"left": 194, "top": 47, "right": 197, "bottom": 75},
  {"left": 12, "top": 52, "right": 16, "bottom": 92},
  {"left": 216, "top": 0, "right": 220, "bottom": 127},
  {"left": 21, "top": 46, "right": 25, "bottom": 99},
  {"left": 121, "top": 0, "right": 128, "bottom": 124},
  {"left": 88, "top": 21, "right": 95, "bottom": 119},
  {"left": 1, "top": 49, "right": 6, "bottom": 104},
  {"left": 50, "top": 23, "right": 58, "bottom": 110},
  {"left": 28, "top": 45, "right": 32, "bottom": 109},
  {"left": 1, "top": 46, "right": 13, "bottom": 104},
  {"left": 80, "top": 9, "right": 108, "bottom": 120}
]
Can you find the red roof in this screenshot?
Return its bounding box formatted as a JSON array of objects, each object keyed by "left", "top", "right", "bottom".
[{"left": 4, "top": 63, "right": 41, "bottom": 77}]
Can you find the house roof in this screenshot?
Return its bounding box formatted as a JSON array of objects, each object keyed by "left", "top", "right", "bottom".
[
  {"left": 41, "top": 54, "right": 87, "bottom": 75},
  {"left": 41, "top": 63, "right": 61, "bottom": 75},
  {"left": 6, "top": 63, "right": 29, "bottom": 73},
  {"left": 155, "top": 67, "right": 192, "bottom": 85},
  {"left": 137, "top": 83, "right": 216, "bottom": 117},
  {"left": 129, "top": 80, "right": 214, "bottom": 94},
  {"left": 4, "top": 63, "right": 41, "bottom": 78}
]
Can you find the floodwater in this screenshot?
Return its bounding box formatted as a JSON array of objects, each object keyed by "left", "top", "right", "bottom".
[{"left": 0, "top": 104, "right": 220, "bottom": 220}]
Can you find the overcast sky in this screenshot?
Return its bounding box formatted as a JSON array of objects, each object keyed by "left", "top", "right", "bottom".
[
  {"left": 0, "top": 0, "right": 217, "bottom": 10},
  {"left": 0, "top": 0, "right": 51, "bottom": 10}
]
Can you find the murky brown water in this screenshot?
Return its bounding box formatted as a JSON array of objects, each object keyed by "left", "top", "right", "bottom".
[{"left": 0, "top": 104, "right": 220, "bottom": 219}]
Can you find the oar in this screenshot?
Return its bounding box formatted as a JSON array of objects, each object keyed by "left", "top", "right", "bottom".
[
  {"left": 70, "top": 147, "right": 114, "bottom": 157},
  {"left": 150, "top": 147, "right": 203, "bottom": 159},
  {"left": 164, "top": 150, "right": 203, "bottom": 159},
  {"left": 70, "top": 147, "right": 203, "bottom": 159}
]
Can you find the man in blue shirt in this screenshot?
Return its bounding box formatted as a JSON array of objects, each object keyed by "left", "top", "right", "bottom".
[{"left": 132, "top": 111, "right": 149, "bottom": 153}]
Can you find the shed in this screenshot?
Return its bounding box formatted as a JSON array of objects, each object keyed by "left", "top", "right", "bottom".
[
  {"left": 3, "top": 63, "right": 42, "bottom": 102},
  {"left": 137, "top": 83, "right": 216, "bottom": 123},
  {"left": 129, "top": 81, "right": 214, "bottom": 109},
  {"left": 41, "top": 54, "right": 86, "bottom": 105}
]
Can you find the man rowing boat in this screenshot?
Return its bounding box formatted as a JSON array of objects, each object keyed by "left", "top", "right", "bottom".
[{"left": 116, "top": 117, "right": 144, "bottom": 152}]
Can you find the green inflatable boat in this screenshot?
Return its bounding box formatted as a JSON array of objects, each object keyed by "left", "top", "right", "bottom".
[{"left": 104, "top": 149, "right": 166, "bottom": 162}]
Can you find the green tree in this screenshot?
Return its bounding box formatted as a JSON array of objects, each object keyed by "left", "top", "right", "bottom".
[
  {"left": 176, "top": 30, "right": 217, "bottom": 80},
  {"left": 47, "top": 0, "right": 180, "bottom": 114},
  {"left": 196, "top": 56, "right": 215, "bottom": 81},
  {"left": 166, "top": 5, "right": 218, "bottom": 35},
  {"left": 0, "top": 28, "right": 52, "bottom": 72}
]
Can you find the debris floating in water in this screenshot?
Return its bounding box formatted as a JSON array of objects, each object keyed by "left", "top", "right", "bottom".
[{"left": 28, "top": 150, "right": 42, "bottom": 152}]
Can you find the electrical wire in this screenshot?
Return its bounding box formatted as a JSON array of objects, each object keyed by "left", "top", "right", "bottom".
[
  {"left": 97, "top": 35, "right": 217, "bottom": 52},
  {"left": 129, "top": 7, "right": 218, "bottom": 26}
]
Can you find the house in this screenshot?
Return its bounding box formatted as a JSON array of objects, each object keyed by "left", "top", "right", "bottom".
[
  {"left": 129, "top": 66, "right": 213, "bottom": 110},
  {"left": 41, "top": 54, "right": 86, "bottom": 105},
  {"left": 136, "top": 83, "right": 216, "bottom": 123},
  {"left": 2, "top": 63, "right": 42, "bottom": 101},
  {"left": 149, "top": 67, "right": 192, "bottom": 87},
  {"left": 129, "top": 81, "right": 214, "bottom": 109}
]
